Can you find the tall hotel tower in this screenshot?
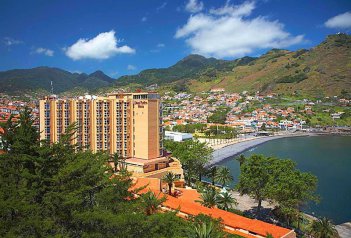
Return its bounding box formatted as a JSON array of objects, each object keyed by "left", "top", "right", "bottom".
[{"left": 39, "top": 92, "right": 164, "bottom": 166}]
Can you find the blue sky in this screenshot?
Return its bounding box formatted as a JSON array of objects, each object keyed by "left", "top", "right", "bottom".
[{"left": 0, "top": 0, "right": 350, "bottom": 78}]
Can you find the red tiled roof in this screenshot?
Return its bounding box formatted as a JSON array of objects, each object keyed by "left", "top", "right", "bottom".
[{"left": 133, "top": 178, "right": 295, "bottom": 238}]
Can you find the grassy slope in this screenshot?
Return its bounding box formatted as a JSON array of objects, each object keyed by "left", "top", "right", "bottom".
[{"left": 188, "top": 34, "right": 351, "bottom": 96}]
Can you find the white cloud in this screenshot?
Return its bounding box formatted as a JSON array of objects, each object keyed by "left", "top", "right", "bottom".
[
  {"left": 325, "top": 12, "right": 351, "bottom": 29},
  {"left": 157, "top": 2, "right": 167, "bottom": 11},
  {"left": 185, "top": 0, "right": 204, "bottom": 13},
  {"left": 209, "top": 1, "right": 254, "bottom": 17},
  {"left": 141, "top": 16, "right": 147, "bottom": 22},
  {"left": 3, "top": 37, "right": 23, "bottom": 46},
  {"left": 175, "top": 1, "right": 305, "bottom": 58},
  {"left": 127, "top": 64, "right": 137, "bottom": 70},
  {"left": 65, "top": 30, "right": 135, "bottom": 60},
  {"left": 35, "top": 47, "right": 54, "bottom": 56},
  {"left": 150, "top": 43, "right": 166, "bottom": 53}
]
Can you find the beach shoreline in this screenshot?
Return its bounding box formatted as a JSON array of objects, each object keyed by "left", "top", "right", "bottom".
[{"left": 207, "top": 132, "right": 311, "bottom": 166}]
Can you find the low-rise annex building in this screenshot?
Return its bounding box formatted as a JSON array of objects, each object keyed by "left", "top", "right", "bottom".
[{"left": 164, "top": 131, "right": 193, "bottom": 142}]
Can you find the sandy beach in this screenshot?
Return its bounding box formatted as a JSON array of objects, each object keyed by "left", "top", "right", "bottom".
[{"left": 201, "top": 132, "right": 310, "bottom": 166}]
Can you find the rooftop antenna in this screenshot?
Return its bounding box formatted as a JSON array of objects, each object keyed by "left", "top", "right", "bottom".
[{"left": 51, "top": 81, "right": 54, "bottom": 95}]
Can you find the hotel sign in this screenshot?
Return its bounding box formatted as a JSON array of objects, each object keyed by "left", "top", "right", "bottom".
[{"left": 134, "top": 101, "right": 148, "bottom": 108}]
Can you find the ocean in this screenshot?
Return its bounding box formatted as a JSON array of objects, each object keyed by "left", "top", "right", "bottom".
[{"left": 216, "top": 135, "right": 351, "bottom": 224}]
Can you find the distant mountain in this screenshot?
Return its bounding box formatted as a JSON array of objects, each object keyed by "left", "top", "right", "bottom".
[
  {"left": 115, "top": 54, "right": 256, "bottom": 88},
  {"left": 0, "top": 67, "right": 114, "bottom": 94},
  {"left": 115, "top": 33, "right": 351, "bottom": 96},
  {"left": 0, "top": 34, "right": 350, "bottom": 96}
]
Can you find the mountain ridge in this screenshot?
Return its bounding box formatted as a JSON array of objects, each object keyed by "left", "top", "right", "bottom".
[
  {"left": 0, "top": 67, "right": 114, "bottom": 94},
  {"left": 0, "top": 33, "right": 350, "bottom": 96}
]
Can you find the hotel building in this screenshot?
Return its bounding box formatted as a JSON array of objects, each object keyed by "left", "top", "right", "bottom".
[{"left": 39, "top": 92, "right": 180, "bottom": 175}]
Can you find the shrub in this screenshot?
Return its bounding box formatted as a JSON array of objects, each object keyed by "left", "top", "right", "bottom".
[{"left": 276, "top": 73, "right": 308, "bottom": 83}]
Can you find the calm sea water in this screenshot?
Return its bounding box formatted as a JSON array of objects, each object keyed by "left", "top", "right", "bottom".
[{"left": 216, "top": 135, "right": 351, "bottom": 224}]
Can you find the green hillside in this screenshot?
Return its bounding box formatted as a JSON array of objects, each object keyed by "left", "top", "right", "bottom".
[
  {"left": 116, "top": 33, "right": 351, "bottom": 96},
  {"left": 189, "top": 33, "right": 351, "bottom": 96}
]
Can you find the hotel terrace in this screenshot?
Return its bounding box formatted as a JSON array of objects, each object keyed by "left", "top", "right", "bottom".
[{"left": 39, "top": 92, "right": 183, "bottom": 178}]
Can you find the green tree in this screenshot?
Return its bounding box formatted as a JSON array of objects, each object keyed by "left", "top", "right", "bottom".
[
  {"left": 140, "top": 191, "right": 167, "bottom": 215},
  {"left": 215, "top": 166, "right": 233, "bottom": 187},
  {"left": 112, "top": 152, "right": 121, "bottom": 172},
  {"left": 237, "top": 155, "right": 274, "bottom": 216},
  {"left": 268, "top": 159, "right": 319, "bottom": 227},
  {"left": 0, "top": 107, "right": 39, "bottom": 156},
  {"left": 190, "top": 214, "right": 225, "bottom": 238},
  {"left": 309, "top": 217, "right": 339, "bottom": 238},
  {"left": 0, "top": 153, "right": 44, "bottom": 236},
  {"left": 237, "top": 154, "right": 319, "bottom": 223},
  {"left": 192, "top": 221, "right": 220, "bottom": 238},
  {"left": 165, "top": 140, "right": 213, "bottom": 186},
  {"left": 207, "top": 108, "right": 230, "bottom": 124},
  {"left": 217, "top": 192, "right": 238, "bottom": 211},
  {"left": 207, "top": 166, "right": 217, "bottom": 186},
  {"left": 162, "top": 172, "right": 179, "bottom": 195},
  {"left": 266, "top": 233, "right": 274, "bottom": 238},
  {"left": 196, "top": 187, "right": 218, "bottom": 208},
  {"left": 235, "top": 154, "right": 246, "bottom": 167}
]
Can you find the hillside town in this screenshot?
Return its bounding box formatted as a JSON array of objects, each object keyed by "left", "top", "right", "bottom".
[
  {"left": 161, "top": 89, "right": 351, "bottom": 135},
  {"left": 1, "top": 90, "right": 350, "bottom": 141}
]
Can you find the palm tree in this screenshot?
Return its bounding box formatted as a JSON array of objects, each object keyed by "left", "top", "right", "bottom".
[
  {"left": 236, "top": 154, "right": 246, "bottom": 167},
  {"left": 215, "top": 166, "right": 233, "bottom": 187},
  {"left": 196, "top": 162, "right": 206, "bottom": 182},
  {"left": 192, "top": 222, "right": 221, "bottom": 238},
  {"left": 207, "top": 166, "right": 217, "bottom": 186},
  {"left": 112, "top": 153, "right": 120, "bottom": 172},
  {"left": 119, "top": 156, "right": 127, "bottom": 171},
  {"left": 162, "top": 172, "right": 179, "bottom": 195},
  {"left": 309, "top": 217, "right": 339, "bottom": 238},
  {"left": 140, "top": 190, "right": 166, "bottom": 215},
  {"left": 217, "top": 191, "right": 238, "bottom": 211},
  {"left": 196, "top": 187, "right": 218, "bottom": 208}
]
